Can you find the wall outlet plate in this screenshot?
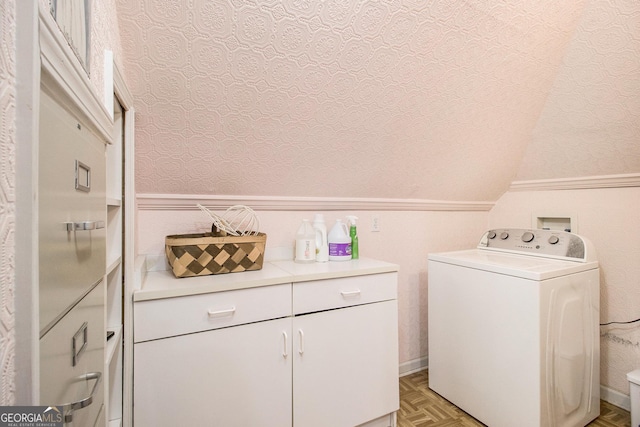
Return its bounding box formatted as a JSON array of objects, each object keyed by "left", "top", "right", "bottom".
[{"left": 372, "top": 215, "right": 380, "bottom": 232}]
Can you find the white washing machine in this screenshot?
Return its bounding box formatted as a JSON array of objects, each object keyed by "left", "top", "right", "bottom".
[{"left": 428, "top": 228, "right": 600, "bottom": 427}]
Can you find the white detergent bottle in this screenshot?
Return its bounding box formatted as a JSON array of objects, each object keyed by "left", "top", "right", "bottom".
[
  {"left": 328, "top": 219, "right": 351, "bottom": 261},
  {"left": 312, "top": 214, "right": 329, "bottom": 262},
  {"left": 295, "top": 219, "right": 317, "bottom": 263}
]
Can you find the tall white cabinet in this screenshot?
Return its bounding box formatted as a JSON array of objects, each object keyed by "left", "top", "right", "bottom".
[
  {"left": 32, "top": 2, "right": 134, "bottom": 424},
  {"left": 133, "top": 259, "right": 399, "bottom": 427}
]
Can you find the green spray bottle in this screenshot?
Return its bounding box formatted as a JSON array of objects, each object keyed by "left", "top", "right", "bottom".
[{"left": 346, "top": 216, "right": 359, "bottom": 259}]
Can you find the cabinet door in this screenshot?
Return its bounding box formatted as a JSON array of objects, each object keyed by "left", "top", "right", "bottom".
[
  {"left": 293, "top": 301, "right": 399, "bottom": 427},
  {"left": 134, "top": 317, "right": 292, "bottom": 427}
]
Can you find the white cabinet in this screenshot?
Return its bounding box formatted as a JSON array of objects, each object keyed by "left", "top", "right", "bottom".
[
  {"left": 293, "top": 302, "right": 398, "bottom": 427},
  {"left": 134, "top": 317, "right": 292, "bottom": 426},
  {"left": 292, "top": 274, "right": 399, "bottom": 427},
  {"left": 133, "top": 260, "right": 399, "bottom": 427},
  {"left": 133, "top": 283, "right": 292, "bottom": 427}
]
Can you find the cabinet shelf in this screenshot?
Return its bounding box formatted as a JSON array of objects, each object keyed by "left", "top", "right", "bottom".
[
  {"left": 107, "top": 256, "right": 122, "bottom": 276},
  {"left": 107, "top": 198, "right": 122, "bottom": 207},
  {"left": 106, "top": 325, "right": 123, "bottom": 366}
]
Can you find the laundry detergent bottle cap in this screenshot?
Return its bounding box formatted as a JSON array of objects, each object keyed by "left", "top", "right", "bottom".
[
  {"left": 312, "top": 214, "right": 329, "bottom": 262},
  {"left": 346, "top": 215, "right": 359, "bottom": 260},
  {"left": 327, "top": 219, "right": 351, "bottom": 261},
  {"left": 295, "top": 219, "right": 317, "bottom": 263}
]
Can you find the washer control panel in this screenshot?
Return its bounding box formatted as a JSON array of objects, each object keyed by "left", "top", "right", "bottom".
[{"left": 478, "top": 228, "right": 588, "bottom": 261}]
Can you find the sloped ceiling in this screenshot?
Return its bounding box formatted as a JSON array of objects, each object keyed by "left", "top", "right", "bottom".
[
  {"left": 116, "top": 0, "right": 638, "bottom": 201},
  {"left": 516, "top": 0, "right": 640, "bottom": 181}
]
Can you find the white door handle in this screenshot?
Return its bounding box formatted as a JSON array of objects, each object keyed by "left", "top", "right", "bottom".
[
  {"left": 282, "top": 331, "right": 288, "bottom": 358},
  {"left": 207, "top": 306, "right": 236, "bottom": 318},
  {"left": 298, "top": 329, "right": 304, "bottom": 355}
]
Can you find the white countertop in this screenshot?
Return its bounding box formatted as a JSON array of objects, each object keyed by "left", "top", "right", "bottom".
[
  {"left": 270, "top": 258, "right": 399, "bottom": 282},
  {"left": 134, "top": 257, "right": 398, "bottom": 302}
]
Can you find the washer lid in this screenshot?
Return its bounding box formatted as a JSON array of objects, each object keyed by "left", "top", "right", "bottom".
[{"left": 428, "top": 249, "right": 598, "bottom": 280}]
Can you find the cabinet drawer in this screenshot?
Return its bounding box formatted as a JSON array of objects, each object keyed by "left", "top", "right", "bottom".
[
  {"left": 293, "top": 272, "right": 397, "bottom": 315},
  {"left": 134, "top": 283, "right": 291, "bottom": 342}
]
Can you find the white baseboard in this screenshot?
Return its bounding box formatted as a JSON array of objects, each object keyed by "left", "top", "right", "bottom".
[
  {"left": 601, "top": 385, "right": 631, "bottom": 412},
  {"left": 399, "top": 356, "right": 428, "bottom": 377}
]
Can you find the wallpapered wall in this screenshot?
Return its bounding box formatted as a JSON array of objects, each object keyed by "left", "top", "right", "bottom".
[
  {"left": 88, "top": 0, "right": 125, "bottom": 102},
  {"left": 117, "top": 0, "right": 589, "bottom": 201},
  {"left": 517, "top": 0, "right": 640, "bottom": 180},
  {"left": 0, "top": 0, "right": 16, "bottom": 407}
]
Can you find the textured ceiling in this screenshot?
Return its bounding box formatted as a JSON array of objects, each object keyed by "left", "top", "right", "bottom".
[
  {"left": 116, "top": 0, "right": 638, "bottom": 201},
  {"left": 516, "top": 0, "right": 640, "bottom": 181}
]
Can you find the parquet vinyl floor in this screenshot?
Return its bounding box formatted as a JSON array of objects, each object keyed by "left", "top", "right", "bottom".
[{"left": 398, "top": 370, "right": 631, "bottom": 427}]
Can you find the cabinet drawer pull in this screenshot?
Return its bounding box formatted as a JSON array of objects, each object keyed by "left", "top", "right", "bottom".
[
  {"left": 207, "top": 306, "right": 236, "bottom": 318},
  {"left": 65, "top": 220, "right": 105, "bottom": 232},
  {"left": 71, "top": 322, "right": 88, "bottom": 367},
  {"left": 340, "top": 289, "right": 361, "bottom": 298},
  {"left": 282, "top": 331, "right": 288, "bottom": 358},
  {"left": 298, "top": 329, "right": 304, "bottom": 355},
  {"left": 59, "top": 371, "right": 102, "bottom": 423}
]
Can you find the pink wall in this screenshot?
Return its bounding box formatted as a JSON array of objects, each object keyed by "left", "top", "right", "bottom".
[{"left": 517, "top": 0, "right": 640, "bottom": 181}]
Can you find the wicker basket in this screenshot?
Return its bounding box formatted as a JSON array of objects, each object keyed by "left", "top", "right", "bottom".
[{"left": 165, "top": 232, "right": 267, "bottom": 278}]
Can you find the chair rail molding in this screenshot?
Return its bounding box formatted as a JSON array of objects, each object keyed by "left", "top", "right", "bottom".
[
  {"left": 136, "top": 194, "right": 495, "bottom": 212},
  {"left": 510, "top": 173, "right": 640, "bottom": 192}
]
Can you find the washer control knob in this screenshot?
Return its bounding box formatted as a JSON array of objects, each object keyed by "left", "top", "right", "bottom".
[
  {"left": 487, "top": 231, "right": 497, "bottom": 239},
  {"left": 522, "top": 232, "right": 534, "bottom": 243},
  {"left": 548, "top": 235, "right": 560, "bottom": 245},
  {"left": 500, "top": 232, "right": 509, "bottom": 240}
]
